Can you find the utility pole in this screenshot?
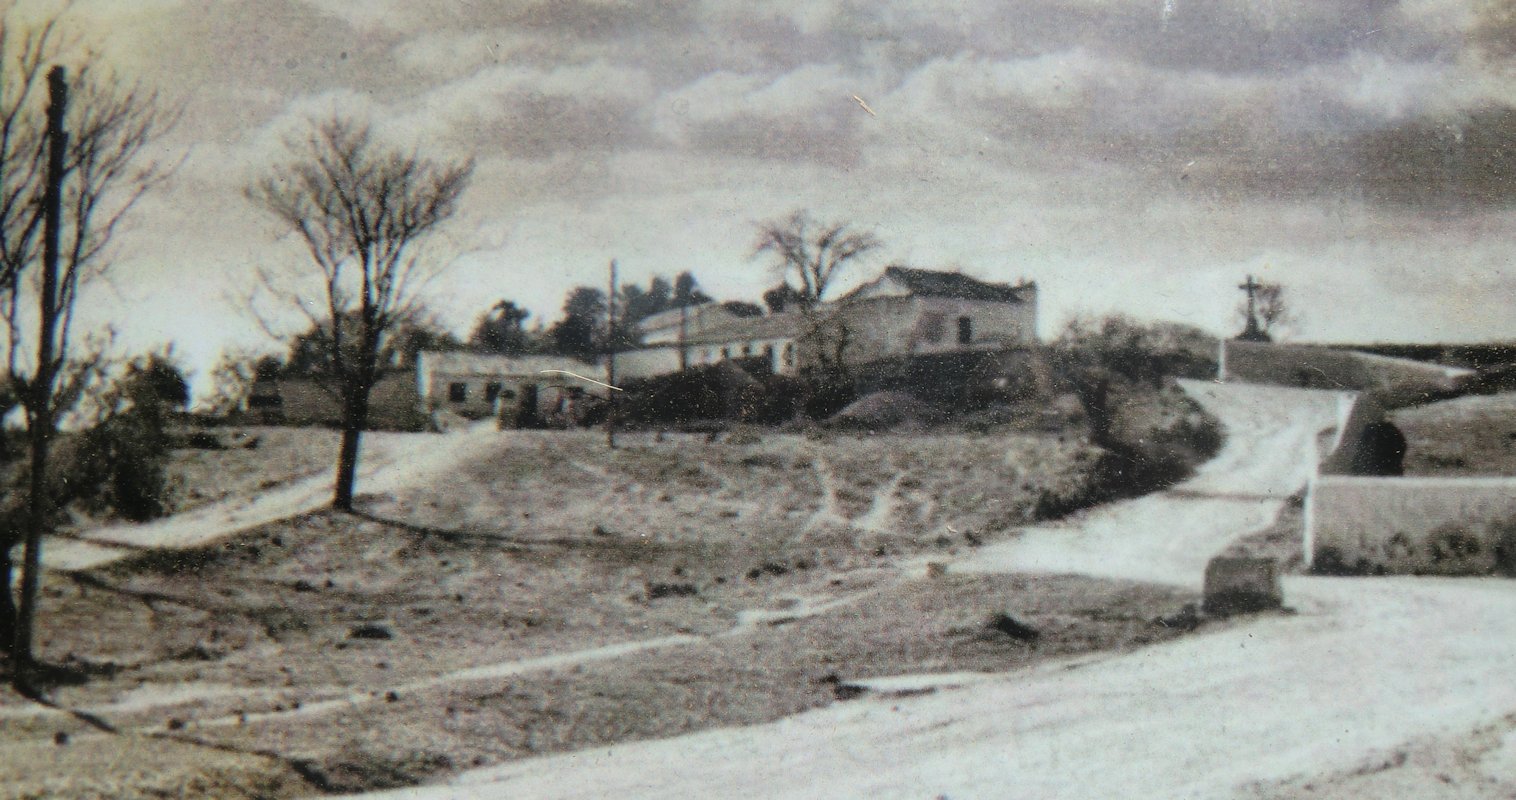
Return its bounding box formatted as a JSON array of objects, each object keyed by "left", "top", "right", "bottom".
[
  {"left": 14, "top": 67, "right": 68, "bottom": 684},
  {"left": 606, "top": 258, "right": 618, "bottom": 450},
  {"left": 678, "top": 302, "right": 689, "bottom": 372}
]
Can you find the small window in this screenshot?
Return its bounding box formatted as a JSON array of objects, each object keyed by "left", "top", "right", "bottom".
[
  {"left": 741, "top": 344, "right": 751, "bottom": 357},
  {"left": 721, "top": 347, "right": 730, "bottom": 359},
  {"left": 448, "top": 382, "right": 468, "bottom": 403},
  {"left": 957, "top": 316, "right": 972, "bottom": 345},
  {"left": 763, "top": 344, "right": 774, "bottom": 359},
  {"left": 500, "top": 389, "right": 517, "bottom": 400},
  {"left": 485, "top": 382, "right": 503, "bottom": 402},
  {"left": 783, "top": 343, "right": 795, "bottom": 367}
]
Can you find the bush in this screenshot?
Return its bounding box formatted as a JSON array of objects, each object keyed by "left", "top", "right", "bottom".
[
  {"left": 619, "top": 365, "right": 855, "bottom": 426},
  {"left": 620, "top": 364, "right": 751, "bottom": 425},
  {"left": 735, "top": 374, "right": 805, "bottom": 424},
  {"left": 77, "top": 407, "right": 172, "bottom": 521}
]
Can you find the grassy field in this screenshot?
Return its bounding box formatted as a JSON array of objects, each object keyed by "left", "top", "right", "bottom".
[
  {"left": 163, "top": 426, "right": 340, "bottom": 515},
  {"left": 1393, "top": 392, "right": 1516, "bottom": 476},
  {"left": 0, "top": 410, "right": 1221, "bottom": 798}
]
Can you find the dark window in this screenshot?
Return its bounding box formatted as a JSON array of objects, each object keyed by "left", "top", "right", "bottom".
[
  {"left": 742, "top": 344, "right": 751, "bottom": 357},
  {"left": 783, "top": 343, "right": 795, "bottom": 367},
  {"left": 957, "top": 316, "right": 972, "bottom": 345},
  {"left": 448, "top": 382, "right": 467, "bottom": 403},
  {"left": 485, "top": 382, "right": 503, "bottom": 402},
  {"left": 721, "top": 347, "right": 730, "bottom": 359},
  {"left": 763, "top": 344, "right": 774, "bottom": 359},
  {"left": 500, "top": 389, "right": 517, "bottom": 400}
]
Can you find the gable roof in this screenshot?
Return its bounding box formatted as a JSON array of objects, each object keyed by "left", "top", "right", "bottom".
[
  {"left": 417, "top": 351, "right": 591, "bottom": 378},
  {"left": 636, "top": 302, "right": 735, "bottom": 333},
  {"left": 853, "top": 266, "right": 1033, "bottom": 303},
  {"left": 682, "top": 311, "right": 804, "bottom": 345}
]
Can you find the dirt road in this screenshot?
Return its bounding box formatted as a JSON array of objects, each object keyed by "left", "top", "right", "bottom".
[
  {"left": 43, "top": 424, "right": 498, "bottom": 572},
  {"left": 950, "top": 380, "right": 1350, "bottom": 587},
  {"left": 355, "top": 381, "right": 1516, "bottom": 800}
]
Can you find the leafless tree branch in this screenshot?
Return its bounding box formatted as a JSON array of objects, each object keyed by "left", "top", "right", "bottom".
[{"left": 245, "top": 115, "right": 472, "bottom": 510}]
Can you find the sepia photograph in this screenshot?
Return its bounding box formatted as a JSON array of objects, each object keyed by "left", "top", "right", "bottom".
[{"left": 1, "top": 0, "right": 1516, "bottom": 797}]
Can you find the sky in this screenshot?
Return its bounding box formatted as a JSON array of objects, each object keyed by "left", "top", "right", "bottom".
[{"left": 12, "top": 0, "right": 1516, "bottom": 389}]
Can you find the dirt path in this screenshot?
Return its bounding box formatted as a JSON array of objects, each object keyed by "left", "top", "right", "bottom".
[
  {"left": 351, "top": 381, "right": 1516, "bottom": 800},
  {"left": 43, "top": 424, "right": 499, "bottom": 572},
  {"left": 948, "top": 381, "right": 1350, "bottom": 587}
]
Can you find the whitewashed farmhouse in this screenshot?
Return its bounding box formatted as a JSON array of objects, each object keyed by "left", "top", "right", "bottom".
[
  {"left": 618, "top": 265, "right": 1037, "bottom": 379},
  {"left": 415, "top": 351, "right": 601, "bottom": 423}
]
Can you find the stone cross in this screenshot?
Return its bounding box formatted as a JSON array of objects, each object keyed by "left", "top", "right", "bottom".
[{"left": 1238, "top": 274, "right": 1264, "bottom": 340}]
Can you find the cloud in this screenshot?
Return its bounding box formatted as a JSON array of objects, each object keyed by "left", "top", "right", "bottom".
[
  {"left": 401, "top": 61, "right": 657, "bottom": 157},
  {"left": 1355, "top": 105, "right": 1516, "bottom": 207},
  {"left": 653, "top": 64, "right": 874, "bottom": 166}
]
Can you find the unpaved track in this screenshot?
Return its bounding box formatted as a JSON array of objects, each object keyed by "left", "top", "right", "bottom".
[
  {"left": 44, "top": 424, "right": 498, "bottom": 571},
  {"left": 355, "top": 381, "right": 1516, "bottom": 800},
  {"left": 950, "top": 380, "right": 1349, "bottom": 587}
]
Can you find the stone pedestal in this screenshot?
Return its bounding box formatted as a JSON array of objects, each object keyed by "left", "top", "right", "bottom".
[{"left": 1202, "top": 556, "right": 1282, "bottom": 616}]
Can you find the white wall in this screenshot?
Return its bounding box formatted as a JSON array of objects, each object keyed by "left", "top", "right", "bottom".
[
  {"left": 909, "top": 296, "right": 1036, "bottom": 353},
  {"left": 1307, "top": 476, "right": 1516, "bottom": 575},
  {"left": 616, "top": 346, "right": 683, "bottom": 381}
]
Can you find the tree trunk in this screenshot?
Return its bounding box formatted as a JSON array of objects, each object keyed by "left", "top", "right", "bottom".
[
  {"left": 0, "top": 551, "right": 16, "bottom": 658},
  {"left": 1080, "top": 377, "right": 1114, "bottom": 449},
  {"left": 332, "top": 375, "right": 373, "bottom": 512},
  {"left": 333, "top": 425, "right": 362, "bottom": 512},
  {"left": 13, "top": 67, "right": 68, "bottom": 686}
]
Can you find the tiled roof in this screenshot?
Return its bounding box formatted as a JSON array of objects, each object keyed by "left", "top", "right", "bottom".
[
  {"left": 861, "top": 266, "right": 1033, "bottom": 303},
  {"left": 682, "top": 312, "right": 805, "bottom": 345}
]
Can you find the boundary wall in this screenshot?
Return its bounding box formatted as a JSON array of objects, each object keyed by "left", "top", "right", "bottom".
[
  {"left": 1219, "top": 340, "right": 1511, "bottom": 576},
  {"left": 1219, "top": 339, "right": 1473, "bottom": 393}
]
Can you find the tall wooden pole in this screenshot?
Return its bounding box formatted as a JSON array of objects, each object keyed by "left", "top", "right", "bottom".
[
  {"left": 14, "top": 67, "right": 68, "bottom": 682},
  {"left": 606, "top": 258, "right": 617, "bottom": 450},
  {"left": 678, "top": 302, "right": 689, "bottom": 372}
]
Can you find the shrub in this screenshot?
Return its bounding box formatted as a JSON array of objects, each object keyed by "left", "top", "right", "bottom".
[
  {"left": 77, "top": 406, "right": 172, "bottom": 522},
  {"left": 620, "top": 364, "right": 749, "bottom": 425},
  {"left": 619, "top": 365, "right": 854, "bottom": 426}
]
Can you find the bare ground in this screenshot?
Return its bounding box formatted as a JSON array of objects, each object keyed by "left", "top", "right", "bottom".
[
  {"left": 162, "top": 426, "right": 340, "bottom": 515},
  {"left": 0, "top": 427, "right": 1216, "bottom": 799}
]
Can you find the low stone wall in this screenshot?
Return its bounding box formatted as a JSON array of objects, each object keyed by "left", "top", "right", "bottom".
[
  {"left": 1220, "top": 340, "right": 1472, "bottom": 392},
  {"left": 1306, "top": 475, "right": 1516, "bottom": 576}
]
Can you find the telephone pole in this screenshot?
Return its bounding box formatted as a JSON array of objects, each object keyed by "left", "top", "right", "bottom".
[{"left": 606, "top": 258, "right": 618, "bottom": 450}]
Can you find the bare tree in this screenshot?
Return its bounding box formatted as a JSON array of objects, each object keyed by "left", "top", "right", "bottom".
[
  {"left": 0, "top": 11, "right": 172, "bottom": 679},
  {"left": 203, "top": 348, "right": 261, "bottom": 416},
  {"left": 752, "top": 211, "right": 879, "bottom": 375},
  {"left": 752, "top": 210, "right": 879, "bottom": 309},
  {"left": 247, "top": 117, "right": 471, "bottom": 511}
]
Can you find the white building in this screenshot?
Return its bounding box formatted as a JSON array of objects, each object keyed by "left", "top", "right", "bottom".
[
  {"left": 623, "top": 266, "right": 1037, "bottom": 379},
  {"left": 415, "top": 351, "right": 603, "bottom": 423},
  {"left": 635, "top": 302, "right": 743, "bottom": 346}
]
